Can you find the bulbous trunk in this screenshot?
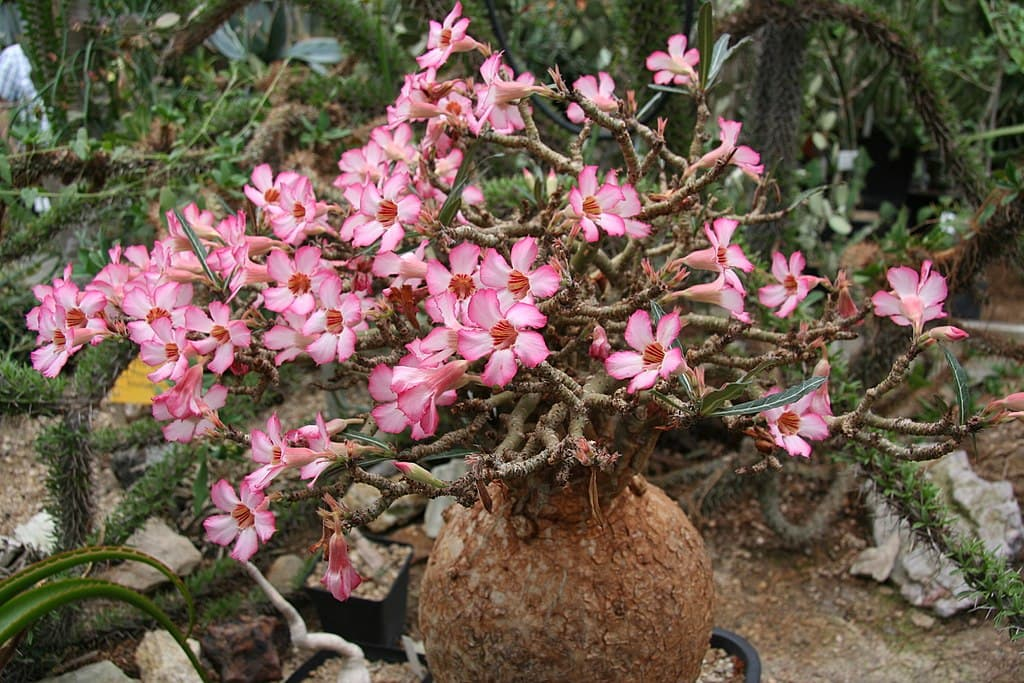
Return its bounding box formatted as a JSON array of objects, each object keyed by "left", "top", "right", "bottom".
[{"left": 419, "top": 476, "right": 714, "bottom": 682}]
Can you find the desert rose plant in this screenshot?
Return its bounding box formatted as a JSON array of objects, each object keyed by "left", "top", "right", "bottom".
[{"left": 25, "top": 2, "right": 1015, "bottom": 614}]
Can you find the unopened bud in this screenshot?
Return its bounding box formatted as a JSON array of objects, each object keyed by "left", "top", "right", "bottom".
[
  {"left": 393, "top": 461, "right": 447, "bottom": 488},
  {"left": 589, "top": 325, "right": 611, "bottom": 360},
  {"left": 919, "top": 325, "right": 969, "bottom": 344}
]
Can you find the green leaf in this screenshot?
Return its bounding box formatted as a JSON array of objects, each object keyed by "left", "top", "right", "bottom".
[
  {"left": 0, "top": 546, "right": 194, "bottom": 633},
  {"left": 172, "top": 209, "right": 222, "bottom": 290},
  {"left": 71, "top": 127, "right": 90, "bottom": 160},
  {"left": 438, "top": 144, "right": 476, "bottom": 227},
  {"left": 0, "top": 578, "right": 209, "bottom": 681},
  {"left": 340, "top": 430, "right": 396, "bottom": 453},
  {"left": 710, "top": 376, "right": 827, "bottom": 417},
  {"left": 705, "top": 34, "right": 751, "bottom": 90},
  {"left": 0, "top": 153, "right": 11, "bottom": 185},
  {"left": 285, "top": 38, "right": 344, "bottom": 65},
  {"left": 942, "top": 344, "right": 970, "bottom": 425},
  {"left": 647, "top": 84, "right": 692, "bottom": 97},
  {"left": 699, "top": 380, "right": 751, "bottom": 415},
  {"left": 192, "top": 454, "right": 208, "bottom": 518},
  {"left": 697, "top": 2, "right": 714, "bottom": 89}
]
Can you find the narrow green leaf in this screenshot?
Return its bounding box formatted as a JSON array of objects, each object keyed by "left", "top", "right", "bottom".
[
  {"left": 340, "top": 430, "right": 396, "bottom": 453},
  {"left": 710, "top": 376, "right": 826, "bottom": 417},
  {"left": 942, "top": 345, "right": 970, "bottom": 425},
  {"left": 697, "top": 2, "right": 714, "bottom": 89},
  {"left": 0, "top": 546, "right": 195, "bottom": 632},
  {"left": 192, "top": 454, "right": 209, "bottom": 517},
  {"left": 0, "top": 578, "right": 209, "bottom": 681},
  {"left": 699, "top": 380, "right": 752, "bottom": 415},
  {"left": 172, "top": 209, "right": 221, "bottom": 290},
  {"left": 438, "top": 144, "right": 476, "bottom": 227},
  {"left": 647, "top": 84, "right": 692, "bottom": 97},
  {"left": 705, "top": 35, "right": 751, "bottom": 90}
]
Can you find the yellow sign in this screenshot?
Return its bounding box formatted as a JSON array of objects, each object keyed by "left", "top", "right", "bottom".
[{"left": 108, "top": 356, "right": 168, "bottom": 404}]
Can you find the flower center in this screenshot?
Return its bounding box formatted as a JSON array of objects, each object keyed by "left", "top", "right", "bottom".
[
  {"left": 377, "top": 199, "right": 399, "bottom": 227},
  {"left": 449, "top": 273, "right": 476, "bottom": 299},
  {"left": 507, "top": 270, "right": 531, "bottom": 298},
  {"left": 783, "top": 274, "right": 798, "bottom": 296},
  {"left": 264, "top": 187, "right": 280, "bottom": 204},
  {"left": 65, "top": 308, "right": 87, "bottom": 328},
  {"left": 716, "top": 246, "right": 729, "bottom": 267},
  {"left": 146, "top": 307, "right": 171, "bottom": 324},
  {"left": 288, "top": 272, "right": 311, "bottom": 295},
  {"left": 326, "top": 309, "right": 345, "bottom": 334},
  {"left": 271, "top": 445, "right": 283, "bottom": 466},
  {"left": 231, "top": 503, "right": 255, "bottom": 529},
  {"left": 445, "top": 100, "right": 463, "bottom": 116},
  {"left": 211, "top": 324, "right": 231, "bottom": 344},
  {"left": 53, "top": 329, "right": 66, "bottom": 349},
  {"left": 642, "top": 342, "right": 665, "bottom": 367},
  {"left": 777, "top": 410, "right": 801, "bottom": 436},
  {"left": 164, "top": 342, "right": 179, "bottom": 362},
  {"left": 440, "top": 28, "right": 452, "bottom": 47},
  {"left": 292, "top": 202, "right": 306, "bottom": 220},
  {"left": 582, "top": 195, "right": 602, "bottom": 218},
  {"left": 490, "top": 319, "right": 518, "bottom": 349}
]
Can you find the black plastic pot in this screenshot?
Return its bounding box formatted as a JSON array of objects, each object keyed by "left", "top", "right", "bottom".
[
  {"left": 711, "top": 627, "right": 762, "bottom": 683},
  {"left": 303, "top": 537, "right": 413, "bottom": 648}
]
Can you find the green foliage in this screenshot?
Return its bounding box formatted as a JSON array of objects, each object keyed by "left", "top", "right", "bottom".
[
  {"left": 856, "top": 446, "right": 1024, "bottom": 639},
  {"left": 0, "top": 546, "right": 209, "bottom": 680},
  {"left": 0, "top": 356, "right": 66, "bottom": 416}
]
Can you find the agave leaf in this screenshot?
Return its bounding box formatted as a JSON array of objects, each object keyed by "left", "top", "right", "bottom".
[
  {"left": 711, "top": 376, "right": 826, "bottom": 417},
  {"left": 0, "top": 546, "right": 195, "bottom": 632},
  {"left": 0, "top": 578, "right": 209, "bottom": 681}
]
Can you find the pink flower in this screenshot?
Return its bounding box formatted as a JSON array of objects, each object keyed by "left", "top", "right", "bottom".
[
  {"left": 568, "top": 166, "right": 642, "bottom": 242},
  {"left": 987, "top": 392, "right": 1024, "bottom": 421},
  {"left": 646, "top": 34, "right": 700, "bottom": 86},
  {"left": 762, "top": 392, "right": 829, "bottom": 458},
  {"left": 264, "top": 246, "right": 330, "bottom": 316},
  {"left": 245, "top": 414, "right": 318, "bottom": 491},
  {"left": 122, "top": 281, "right": 193, "bottom": 344},
  {"left": 426, "top": 241, "right": 482, "bottom": 303},
  {"left": 605, "top": 310, "right": 685, "bottom": 393},
  {"left": 138, "top": 317, "right": 192, "bottom": 382},
  {"left": 686, "top": 118, "right": 764, "bottom": 180},
  {"left": 371, "top": 123, "right": 418, "bottom": 165},
  {"left": 758, "top": 252, "right": 822, "bottom": 318},
  {"left": 321, "top": 530, "right": 362, "bottom": 602},
  {"left": 480, "top": 236, "right": 560, "bottom": 302},
  {"left": 203, "top": 479, "right": 276, "bottom": 562},
  {"left": 29, "top": 307, "right": 106, "bottom": 378},
  {"left": 151, "top": 364, "right": 228, "bottom": 442},
  {"left": 681, "top": 218, "right": 754, "bottom": 276},
  {"left": 919, "top": 325, "right": 969, "bottom": 344},
  {"left": 244, "top": 164, "right": 300, "bottom": 211},
  {"left": 475, "top": 53, "right": 543, "bottom": 134},
  {"left": 389, "top": 360, "right": 469, "bottom": 438},
  {"left": 567, "top": 72, "right": 617, "bottom": 124},
  {"left": 342, "top": 173, "right": 421, "bottom": 253},
  {"left": 334, "top": 140, "right": 390, "bottom": 191},
  {"left": 682, "top": 273, "right": 751, "bottom": 323},
  {"left": 871, "top": 260, "right": 948, "bottom": 337},
  {"left": 373, "top": 241, "right": 430, "bottom": 288},
  {"left": 458, "top": 290, "right": 549, "bottom": 387},
  {"left": 186, "top": 301, "right": 251, "bottom": 375},
  {"left": 417, "top": 2, "right": 486, "bottom": 70},
  {"left": 263, "top": 311, "right": 318, "bottom": 365},
  {"left": 267, "top": 175, "right": 328, "bottom": 244},
  {"left": 303, "top": 278, "right": 365, "bottom": 365}
]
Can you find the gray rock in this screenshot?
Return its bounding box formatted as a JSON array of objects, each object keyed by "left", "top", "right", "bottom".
[
  {"left": 13, "top": 510, "right": 56, "bottom": 553},
  {"left": 849, "top": 529, "right": 900, "bottom": 582},
  {"left": 265, "top": 553, "right": 306, "bottom": 594},
  {"left": 423, "top": 459, "right": 468, "bottom": 539},
  {"left": 100, "top": 517, "right": 201, "bottom": 591},
  {"left": 38, "top": 660, "right": 137, "bottom": 683},
  {"left": 136, "top": 630, "right": 202, "bottom": 683},
  {"left": 856, "top": 451, "right": 1024, "bottom": 617},
  {"left": 344, "top": 482, "right": 427, "bottom": 533}
]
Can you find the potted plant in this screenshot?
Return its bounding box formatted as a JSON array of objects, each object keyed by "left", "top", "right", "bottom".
[{"left": 24, "top": 2, "right": 1018, "bottom": 680}]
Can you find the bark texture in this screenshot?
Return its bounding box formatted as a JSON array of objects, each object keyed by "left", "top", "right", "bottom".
[{"left": 419, "top": 478, "right": 714, "bottom": 682}]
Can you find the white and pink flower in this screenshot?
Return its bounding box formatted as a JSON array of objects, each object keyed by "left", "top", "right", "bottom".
[
  {"left": 758, "top": 251, "right": 822, "bottom": 319},
  {"left": 871, "top": 260, "right": 949, "bottom": 337},
  {"left": 646, "top": 34, "right": 700, "bottom": 87},
  {"left": 458, "top": 290, "right": 549, "bottom": 387},
  {"left": 762, "top": 391, "right": 829, "bottom": 458},
  {"left": 203, "top": 479, "right": 276, "bottom": 562},
  {"left": 605, "top": 310, "right": 685, "bottom": 393},
  {"left": 567, "top": 72, "right": 617, "bottom": 124}
]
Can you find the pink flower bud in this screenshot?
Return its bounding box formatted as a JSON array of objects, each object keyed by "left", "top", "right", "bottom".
[
  {"left": 920, "top": 325, "right": 969, "bottom": 343},
  {"left": 589, "top": 324, "right": 611, "bottom": 360},
  {"left": 393, "top": 461, "right": 447, "bottom": 488}
]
